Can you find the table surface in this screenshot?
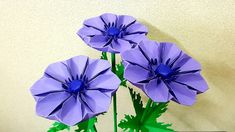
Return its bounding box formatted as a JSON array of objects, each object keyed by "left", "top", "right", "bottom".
[{"left": 0, "top": 0, "right": 234, "bottom": 131}]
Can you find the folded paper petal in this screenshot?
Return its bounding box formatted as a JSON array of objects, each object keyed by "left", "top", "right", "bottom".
[
  {"left": 36, "top": 92, "right": 71, "bottom": 117},
  {"left": 83, "top": 17, "right": 105, "bottom": 31},
  {"left": 58, "top": 96, "right": 83, "bottom": 126},
  {"left": 124, "top": 64, "right": 151, "bottom": 84},
  {"left": 111, "top": 39, "right": 132, "bottom": 53},
  {"left": 100, "top": 13, "right": 117, "bottom": 25},
  {"left": 174, "top": 73, "right": 208, "bottom": 93},
  {"left": 44, "top": 62, "right": 71, "bottom": 83},
  {"left": 169, "top": 82, "right": 197, "bottom": 106},
  {"left": 121, "top": 47, "right": 149, "bottom": 69},
  {"left": 31, "top": 77, "right": 65, "bottom": 97},
  {"left": 144, "top": 79, "right": 172, "bottom": 102},
  {"left": 83, "top": 90, "right": 111, "bottom": 113}
]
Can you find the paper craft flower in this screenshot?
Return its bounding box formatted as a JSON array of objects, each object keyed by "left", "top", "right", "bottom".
[
  {"left": 77, "top": 13, "right": 148, "bottom": 53},
  {"left": 30, "top": 56, "right": 120, "bottom": 126},
  {"left": 121, "top": 40, "right": 208, "bottom": 106}
]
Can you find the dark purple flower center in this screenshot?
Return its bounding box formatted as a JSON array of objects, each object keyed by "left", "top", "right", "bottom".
[
  {"left": 107, "top": 27, "right": 120, "bottom": 36},
  {"left": 155, "top": 64, "right": 173, "bottom": 78},
  {"left": 67, "top": 80, "right": 84, "bottom": 93}
]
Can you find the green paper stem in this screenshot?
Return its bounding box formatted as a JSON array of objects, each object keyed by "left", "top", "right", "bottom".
[
  {"left": 140, "top": 99, "right": 153, "bottom": 123},
  {"left": 111, "top": 53, "right": 117, "bottom": 132}
]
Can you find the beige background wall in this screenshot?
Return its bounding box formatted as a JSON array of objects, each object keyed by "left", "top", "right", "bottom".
[{"left": 0, "top": 0, "right": 235, "bottom": 131}]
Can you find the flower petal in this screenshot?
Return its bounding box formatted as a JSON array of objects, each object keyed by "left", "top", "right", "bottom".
[
  {"left": 173, "top": 54, "right": 201, "bottom": 72},
  {"left": 88, "top": 70, "right": 120, "bottom": 92},
  {"left": 100, "top": 13, "right": 117, "bottom": 26},
  {"left": 138, "top": 40, "right": 160, "bottom": 62},
  {"left": 77, "top": 26, "right": 103, "bottom": 39},
  {"left": 124, "top": 64, "right": 151, "bottom": 84},
  {"left": 44, "top": 62, "right": 71, "bottom": 83},
  {"left": 66, "top": 56, "right": 89, "bottom": 79},
  {"left": 85, "top": 59, "right": 111, "bottom": 81},
  {"left": 168, "top": 82, "right": 196, "bottom": 106},
  {"left": 36, "top": 92, "right": 71, "bottom": 117},
  {"left": 89, "top": 35, "right": 109, "bottom": 49},
  {"left": 159, "top": 42, "right": 182, "bottom": 65},
  {"left": 30, "top": 77, "right": 65, "bottom": 97},
  {"left": 58, "top": 96, "right": 83, "bottom": 126},
  {"left": 111, "top": 39, "right": 132, "bottom": 53},
  {"left": 83, "top": 17, "right": 105, "bottom": 31},
  {"left": 174, "top": 73, "right": 208, "bottom": 93},
  {"left": 144, "top": 79, "right": 172, "bottom": 102},
  {"left": 123, "top": 34, "right": 147, "bottom": 44},
  {"left": 126, "top": 22, "right": 148, "bottom": 34},
  {"left": 117, "top": 15, "right": 136, "bottom": 27},
  {"left": 121, "top": 47, "right": 149, "bottom": 69},
  {"left": 82, "top": 90, "right": 111, "bottom": 113}
]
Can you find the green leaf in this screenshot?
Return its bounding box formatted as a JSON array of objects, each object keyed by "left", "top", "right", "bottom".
[
  {"left": 100, "top": 52, "right": 108, "bottom": 60},
  {"left": 75, "top": 117, "right": 97, "bottom": 132},
  {"left": 118, "top": 115, "right": 139, "bottom": 132},
  {"left": 128, "top": 87, "right": 144, "bottom": 116},
  {"left": 118, "top": 87, "right": 174, "bottom": 132},
  {"left": 47, "top": 122, "right": 70, "bottom": 132},
  {"left": 115, "top": 62, "right": 127, "bottom": 87},
  {"left": 143, "top": 102, "right": 169, "bottom": 124}
]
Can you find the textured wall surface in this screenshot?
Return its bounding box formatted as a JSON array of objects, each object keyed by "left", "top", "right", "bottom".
[{"left": 0, "top": 0, "right": 234, "bottom": 131}]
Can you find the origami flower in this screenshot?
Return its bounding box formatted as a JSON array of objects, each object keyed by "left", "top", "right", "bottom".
[
  {"left": 78, "top": 13, "right": 148, "bottom": 53},
  {"left": 121, "top": 40, "right": 208, "bottom": 106},
  {"left": 30, "top": 56, "right": 120, "bottom": 126}
]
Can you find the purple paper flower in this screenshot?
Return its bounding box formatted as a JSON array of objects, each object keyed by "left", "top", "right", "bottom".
[
  {"left": 77, "top": 13, "right": 148, "bottom": 53},
  {"left": 121, "top": 40, "right": 208, "bottom": 106},
  {"left": 30, "top": 56, "right": 120, "bottom": 126}
]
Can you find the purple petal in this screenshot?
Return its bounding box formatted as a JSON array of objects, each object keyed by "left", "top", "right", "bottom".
[
  {"left": 138, "top": 40, "right": 160, "bottom": 62},
  {"left": 30, "top": 77, "right": 65, "bottom": 97},
  {"left": 100, "top": 13, "right": 117, "bottom": 25},
  {"left": 58, "top": 96, "right": 83, "bottom": 126},
  {"left": 173, "top": 54, "right": 201, "bottom": 72},
  {"left": 88, "top": 70, "right": 120, "bottom": 92},
  {"left": 126, "top": 22, "right": 148, "bottom": 34},
  {"left": 45, "top": 62, "right": 71, "bottom": 83},
  {"left": 77, "top": 26, "right": 103, "bottom": 39},
  {"left": 83, "top": 17, "right": 105, "bottom": 31},
  {"left": 159, "top": 42, "right": 182, "bottom": 64},
  {"left": 85, "top": 59, "right": 111, "bottom": 81},
  {"left": 66, "top": 56, "right": 89, "bottom": 79},
  {"left": 168, "top": 82, "right": 197, "bottom": 106},
  {"left": 117, "top": 15, "right": 136, "bottom": 27},
  {"left": 111, "top": 39, "right": 132, "bottom": 53},
  {"left": 174, "top": 73, "right": 208, "bottom": 93},
  {"left": 124, "top": 64, "right": 151, "bottom": 83},
  {"left": 123, "top": 34, "right": 147, "bottom": 44},
  {"left": 144, "top": 79, "right": 172, "bottom": 102},
  {"left": 36, "top": 92, "right": 71, "bottom": 117},
  {"left": 89, "top": 35, "right": 109, "bottom": 49},
  {"left": 82, "top": 90, "right": 110, "bottom": 113},
  {"left": 121, "top": 47, "right": 149, "bottom": 69}
]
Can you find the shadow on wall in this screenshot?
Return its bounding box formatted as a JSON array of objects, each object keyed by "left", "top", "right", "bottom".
[
  {"left": 141, "top": 20, "right": 187, "bottom": 51},
  {"left": 138, "top": 20, "right": 235, "bottom": 131}
]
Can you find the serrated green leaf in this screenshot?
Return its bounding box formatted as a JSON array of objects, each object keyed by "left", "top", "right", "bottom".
[
  {"left": 118, "top": 115, "right": 140, "bottom": 132},
  {"left": 128, "top": 87, "right": 144, "bottom": 116},
  {"left": 115, "top": 62, "right": 127, "bottom": 87},
  {"left": 142, "top": 122, "right": 174, "bottom": 132},
  {"left": 100, "top": 52, "right": 108, "bottom": 60},
  {"left": 142, "top": 102, "right": 168, "bottom": 124},
  {"left": 47, "top": 122, "right": 70, "bottom": 132},
  {"left": 118, "top": 87, "right": 174, "bottom": 132},
  {"left": 75, "top": 117, "right": 97, "bottom": 132}
]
